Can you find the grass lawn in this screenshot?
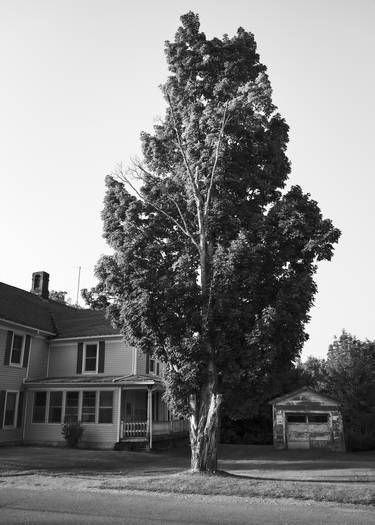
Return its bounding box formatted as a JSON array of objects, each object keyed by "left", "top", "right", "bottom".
[
  {"left": 99, "top": 471, "right": 375, "bottom": 506},
  {"left": 1, "top": 444, "right": 374, "bottom": 506}
]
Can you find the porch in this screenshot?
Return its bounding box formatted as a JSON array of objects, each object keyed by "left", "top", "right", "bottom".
[{"left": 117, "top": 384, "right": 188, "bottom": 449}]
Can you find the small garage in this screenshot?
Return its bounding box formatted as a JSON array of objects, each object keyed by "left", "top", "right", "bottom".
[{"left": 270, "top": 387, "right": 345, "bottom": 451}]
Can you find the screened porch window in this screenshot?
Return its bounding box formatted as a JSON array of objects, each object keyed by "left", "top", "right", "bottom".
[
  {"left": 82, "top": 391, "right": 96, "bottom": 423},
  {"left": 98, "top": 391, "right": 113, "bottom": 424},
  {"left": 33, "top": 391, "right": 47, "bottom": 423},
  {"left": 48, "top": 392, "right": 63, "bottom": 423},
  {"left": 65, "top": 392, "right": 79, "bottom": 422}
]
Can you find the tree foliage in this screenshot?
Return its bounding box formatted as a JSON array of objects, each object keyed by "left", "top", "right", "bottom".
[
  {"left": 89, "top": 12, "right": 340, "bottom": 470},
  {"left": 301, "top": 331, "right": 375, "bottom": 450},
  {"left": 49, "top": 290, "right": 69, "bottom": 304}
]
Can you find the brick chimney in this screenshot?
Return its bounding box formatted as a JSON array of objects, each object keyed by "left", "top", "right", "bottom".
[{"left": 31, "top": 271, "right": 49, "bottom": 299}]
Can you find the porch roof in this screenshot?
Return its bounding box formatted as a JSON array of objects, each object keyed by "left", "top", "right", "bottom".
[{"left": 24, "top": 373, "right": 164, "bottom": 387}]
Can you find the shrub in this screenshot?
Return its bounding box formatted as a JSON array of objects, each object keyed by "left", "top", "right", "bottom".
[{"left": 62, "top": 420, "right": 83, "bottom": 448}]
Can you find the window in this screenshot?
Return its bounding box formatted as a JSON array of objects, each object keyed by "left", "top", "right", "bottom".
[
  {"left": 308, "top": 413, "right": 329, "bottom": 423},
  {"left": 149, "top": 358, "right": 160, "bottom": 375},
  {"left": 65, "top": 392, "right": 79, "bottom": 422},
  {"left": 48, "top": 392, "right": 63, "bottom": 423},
  {"left": 10, "top": 334, "right": 24, "bottom": 366},
  {"left": 33, "top": 391, "right": 47, "bottom": 423},
  {"left": 98, "top": 391, "right": 113, "bottom": 423},
  {"left": 82, "top": 391, "right": 96, "bottom": 423},
  {"left": 4, "top": 392, "right": 18, "bottom": 427},
  {"left": 286, "top": 413, "right": 307, "bottom": 423},
  {"left": 84, "top": 343, "right": 98, "bottom": 373}
]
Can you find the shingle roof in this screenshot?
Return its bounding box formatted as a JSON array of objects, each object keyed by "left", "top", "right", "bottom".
[{"left": 0, "top": 282, "right": 118, "bottom": 338}]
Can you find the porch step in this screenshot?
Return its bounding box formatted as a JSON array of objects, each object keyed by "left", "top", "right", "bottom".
[{"left": 114, "top": 441, "right": 148, "bottom": 452}]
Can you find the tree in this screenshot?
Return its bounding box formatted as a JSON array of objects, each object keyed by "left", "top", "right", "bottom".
[
  {"left": 326, "top": 331, "right": 375, "bottom": 415},
  {"left": 49, "top": 290, "right": 69, "bottom": 304},
  {"left": 81, "top": 288, "right": 109, "bottom": 310},
  {"left": 301, "top": 332, "right": 375, "bottom": 450},
  {"left": 296, "top": 355, "right": 330, "bottom": 393},
  {"left": 90, "top": 12, "right": 340, "bottom": 472}
]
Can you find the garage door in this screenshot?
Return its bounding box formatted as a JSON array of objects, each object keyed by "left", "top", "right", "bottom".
[{"left": 286, "top": 413, "right": 331, "bottom": 449}]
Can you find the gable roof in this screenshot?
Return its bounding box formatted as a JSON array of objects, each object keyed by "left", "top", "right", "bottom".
[
  {"left": 0, "top": 282, "right": 118, "bottom": 338},
  {"left": 269, "top": 387, "right": 340, "bottom": 406}
]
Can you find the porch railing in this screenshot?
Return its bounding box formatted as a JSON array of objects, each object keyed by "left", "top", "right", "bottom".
[
  {"left": 120, "top": 419, "right": 188, "bottom": 439},
  {"left": 121, "top": 421, "right": 147, "bottom": 438}
]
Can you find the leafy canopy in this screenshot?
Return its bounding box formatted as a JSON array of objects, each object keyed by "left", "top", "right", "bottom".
[{"left": 89, "top": 12, "right": 340, "bottom": 416}]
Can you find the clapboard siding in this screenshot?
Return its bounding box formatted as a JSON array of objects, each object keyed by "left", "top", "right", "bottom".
[
  {"left": 104, "top": 340, "right": 133, "bottom": 376},
  {"left": 48, "top": 338, "right": 133, "bottom": 377},
  {"left": 24, "top": 388, "right": 120, "bottom": 448},
  {"left": 28, "top": 337, "right": 48, "bottom": 379},
  {"left": 48, "top": 343, "right": 77, "bottom": 377}
]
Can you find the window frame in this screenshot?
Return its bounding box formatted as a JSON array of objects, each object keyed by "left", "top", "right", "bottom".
[
  {"left": 82, "top": 342, "right": 99, "bottom": 374},
  {"left": 3, "top": 391, "right": 19, "bottom": 428},
  {"left": 9, "top": 333, "right": 25, "bottom": 367}
]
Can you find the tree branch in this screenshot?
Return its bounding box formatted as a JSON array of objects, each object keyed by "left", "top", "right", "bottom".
[
  {"left": 165, "top": 91, "right": 201, "bottom": 205},
  {"left": 204, "top": 101, "right": 229, "bottom": 218},
  {"left": 116, "top": 167, "right": 199, "bottom": 251}
]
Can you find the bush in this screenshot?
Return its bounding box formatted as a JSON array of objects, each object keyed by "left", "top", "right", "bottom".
[
  {"left": 62, "top": 420, "right": 83, "bottom": 448},
  {"left": 345, "top": 413, "right": 375, "bottom": 451}
]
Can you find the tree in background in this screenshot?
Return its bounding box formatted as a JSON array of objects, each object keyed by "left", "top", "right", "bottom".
[
  {"left": 49, "top": 290, "right": 69, "bottom": 304},
  {"left": 88, "top": 12, "right": 340, "bottom": 471},
  {"left": 301, "top": 331, "right": 375, "bottom": 450}
]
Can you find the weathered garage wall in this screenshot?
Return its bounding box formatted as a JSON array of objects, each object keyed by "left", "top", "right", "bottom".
[{"left": 270, "top": 388, "right": 345, "bottom": 452}]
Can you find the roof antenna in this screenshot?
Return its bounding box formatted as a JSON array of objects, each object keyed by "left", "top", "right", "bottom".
[{"left": 76, "top": 266, "right": 81, "bottom": 306}]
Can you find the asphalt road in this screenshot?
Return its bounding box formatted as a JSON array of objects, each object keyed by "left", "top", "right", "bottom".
[{"left": 0, "top": 487, "right": 374, "bottom": 525}]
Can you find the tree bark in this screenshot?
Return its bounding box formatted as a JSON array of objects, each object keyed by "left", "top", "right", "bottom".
[{"left": 189, "top": 382, "right": 222, "bottom": 472}]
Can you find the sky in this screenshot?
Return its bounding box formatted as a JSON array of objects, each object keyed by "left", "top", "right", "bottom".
[{"left": 0, "top": 0, "right": 374, "bottom": 359}]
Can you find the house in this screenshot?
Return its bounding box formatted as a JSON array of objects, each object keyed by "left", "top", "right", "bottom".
[
  {"left": 0, "top": 271, "right": 188, "bottom": 449},
  {"left": 269, "top": 387, "right": 345, "bottom": 451}
]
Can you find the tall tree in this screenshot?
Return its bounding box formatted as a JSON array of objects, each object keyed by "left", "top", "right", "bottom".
[{"left": 91, "top": 12, "right": 340, "bottom": 472}]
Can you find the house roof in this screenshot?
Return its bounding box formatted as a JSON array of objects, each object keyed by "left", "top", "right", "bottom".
[
  {"left": 269, "top": 387, "right": 340, "bottom": 406},
  {"left": 24, "top": 374, "right": 163, "bottom": 387},
  {"left": 0, "top": 282, "right": 118, "bottom": 338}
]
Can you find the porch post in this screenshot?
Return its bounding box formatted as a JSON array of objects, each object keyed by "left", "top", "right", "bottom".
[
  {"left": 117, "top": 388, "right": 122, "bottom": 442},
  {"left": 146, "top": 386, "right": 153, "bottom": 450}
]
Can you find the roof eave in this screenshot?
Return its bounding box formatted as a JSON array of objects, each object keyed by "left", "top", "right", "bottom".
[{"left": 0, "top": 317, "right": 56, "bottom": 336}]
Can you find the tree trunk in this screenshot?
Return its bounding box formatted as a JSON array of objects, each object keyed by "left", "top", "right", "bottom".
[{"left": 190, "top": 389, "right": 222, "bottom": 472}]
